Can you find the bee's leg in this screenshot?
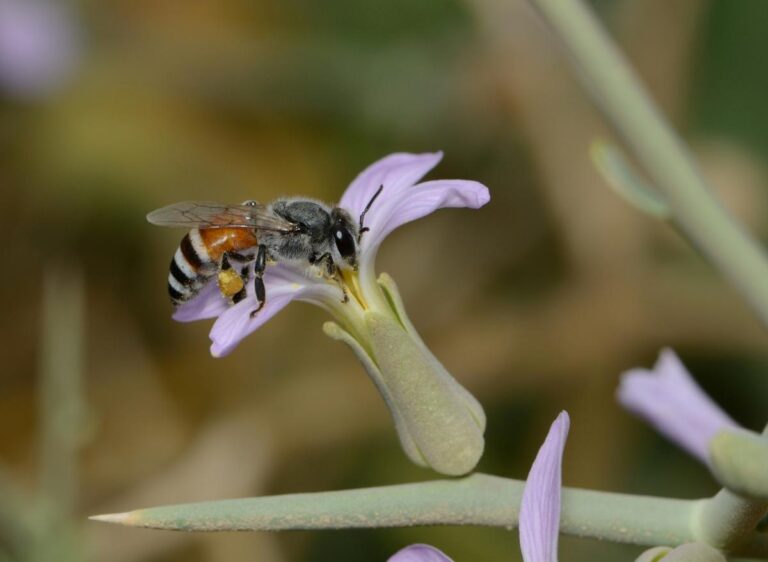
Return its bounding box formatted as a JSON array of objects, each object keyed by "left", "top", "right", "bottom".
[
  {"left": 221, "top": 253, "right": 233, "bottom": 270},
  {"left": 339, "top": 283, "right": 349, "bottom": 304},
  {"left": 231, "top": 266, "right": 248, "bottom": 304},
  {"left": 310, "top": 252, "right": 336, "bottom": 277},
  {"left": 312, "top": 253, "right": 349, "bottom": 304},
  {"left": 250, "top": 244, "right": 268, "bottom": 317},
  {"left": 220, "top": 251, "right": 253, "bottom": 272}
]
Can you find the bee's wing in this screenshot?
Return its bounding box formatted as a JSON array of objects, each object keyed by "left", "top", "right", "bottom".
[{"left": 146, "top": 201, "right": 296, "bottom": 232}]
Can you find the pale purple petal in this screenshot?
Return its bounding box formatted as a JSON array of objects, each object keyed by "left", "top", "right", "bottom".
[
  {"left": 339, "top": 152, "right": 443, "bottom": 219},
  {"left": 0, "top": 0, "right": 79, "bottom": 97},
  {"left": 262, "top": 264, "right": 345, "bottom": 306},
  {"left": 519, "top": 411, "right": 570, "bottom": 562},
  {"left": 173, "top": 281, "right": 229, "bottom": 322},
  {"left": 362, "top": 179, "right": 490, "bottom": 255},
  {"left": 209, "top": 291, "right": 296, "bottom": 357},
  {"left": 172, "top": 265, "right": 317, "bottom": 323},
  {"left": 387, "top": 544, "right": 454, "bottom": 562},
  {"left": 617, "top": 349, "right": 741, "bottom": 464},
  {"left": 209, "top": 265, "right": 344, "bottom": 357}
]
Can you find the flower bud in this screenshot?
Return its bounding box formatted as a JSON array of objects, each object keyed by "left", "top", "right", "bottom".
[
  {"left": 324, "top": 275, "right": 485, "bottom": 476},
  {"left": 635, "top": 543, "right": 725, "bottom": 562},
  {"left": 709, "top": 428, "right": 768, "bottom": 501}
]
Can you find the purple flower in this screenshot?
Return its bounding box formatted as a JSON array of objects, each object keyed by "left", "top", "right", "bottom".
[
  {"left": 0, "top": 0, "right": 79, "bottom": 97},
  {"left": 519, "top": 411, "right": 570, "bottom": 562},
  {"left": 175, "top": 151, "right": 489, "bottom": 357},
  {"left": 617, "top": 349, "right": 741, "bottom": 464},
  {"left": 387, "top": 544, "right": 454, "bottom": 562},
  {"left": 175, "top": 152, "right": 490, "bottom": 475}
]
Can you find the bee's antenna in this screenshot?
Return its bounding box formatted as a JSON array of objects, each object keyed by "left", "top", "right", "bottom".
[{"left": 358, "top": 184, "right": 384, "bottom": 238}]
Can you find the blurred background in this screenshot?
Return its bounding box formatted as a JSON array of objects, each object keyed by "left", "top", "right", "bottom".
[{"left": 1, "top": 0, "right": 767, "bottom": 560}]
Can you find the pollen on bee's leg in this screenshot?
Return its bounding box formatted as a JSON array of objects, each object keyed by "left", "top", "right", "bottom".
[{"left": 217, "top": 269, "right": 244, "bottom": 298}]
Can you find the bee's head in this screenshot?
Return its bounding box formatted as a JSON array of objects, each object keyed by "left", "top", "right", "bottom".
[{"left": 329, "top": 207, "right": 359, "bottom": 270}]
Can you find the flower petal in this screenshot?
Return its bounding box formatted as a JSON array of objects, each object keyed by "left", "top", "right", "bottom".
[
  {"left": 519, "top": 411, "right": 570, "bottom": 562},
  {"left": 356, "top": 179, "right": 490, "bottom": 296},
  {"left": 617, "top": 349, "right": 741, "bottom": 464},
  {"left": 209, "top": 265, "right": 344, "bottom": 357},
  {"left": 210, "top": 293, "right": 294, "bottom": 358},
  {"left": 364, "top": 179, "right": 490, "bottom": 253},
  {"left": 339, "top": 152, "right": 443, "bottom": 219},
  {"left": 387, "top": 544, "right": 454, "bottom": 562},
  {"left": 173, "top": 281, "right": 229, "bottom": 322}
]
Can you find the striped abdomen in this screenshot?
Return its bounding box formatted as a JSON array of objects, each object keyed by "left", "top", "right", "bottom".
[{"left": 168, "top": 228, "right": 258, "bottom": 306}]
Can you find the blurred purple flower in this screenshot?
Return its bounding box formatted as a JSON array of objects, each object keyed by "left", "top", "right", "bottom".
[
  {"left": 0, "top": 0, "right": 80, "bottom": 97},
  {"left": 519, "top": 411, "right": 570, "bottom": 562},
  {"left": 387, "top": 544, "right": 454, "bottom": 562},
  {"left": 175, "top": 152, "right": 490, "bottom": 357},
  {"left": 617, "top": 348, "right": 741, "bottom": 464}
]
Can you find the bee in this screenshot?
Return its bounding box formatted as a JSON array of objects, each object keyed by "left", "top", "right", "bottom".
[{"left": 147, "top": 190, "right": 382, "bottom": 315}]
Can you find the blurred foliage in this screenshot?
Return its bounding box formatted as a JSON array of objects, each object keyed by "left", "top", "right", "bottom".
[
  {"left": 1, "top": 0, "right": 767, "bottom": 561},
  {"left": 691, "top": 0, "right": 768, "bottom": 161}
]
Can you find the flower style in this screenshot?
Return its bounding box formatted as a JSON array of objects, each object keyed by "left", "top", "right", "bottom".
[
  {"left": 175, "top": 152, "right": 490, "bottom": 476},
  {"left": 617, "top": 349, "right": 741, "bottom": 465},
  {"left": 385, "top": 411, "right": 570, "bottom": 562}
]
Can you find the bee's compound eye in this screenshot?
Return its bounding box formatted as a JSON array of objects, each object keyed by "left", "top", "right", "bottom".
[
  {"left": 242, "top": 200, "right": 257, "bottom": 207},
  {"left": 334, "top": 226, "right": 356, "bottom": 259}
]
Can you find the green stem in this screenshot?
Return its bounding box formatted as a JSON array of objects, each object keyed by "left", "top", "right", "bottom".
[
  {"left": 93, "top": 473, "right": 738, "bottom": 552},
  {"left": 561, "top": 487, "right": 693, "bottom": 547},
  {"left": 528, "top": 0, "right": 768, "bottom": 328}
]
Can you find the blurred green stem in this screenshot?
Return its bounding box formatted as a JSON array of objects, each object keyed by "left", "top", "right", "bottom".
[
  {"left": 39, "top": 265, "right": 86, "bottom": 516},
  {"left": 0, "top": 467, "right": 35, "bottom": 553},
  {"left": 37, "top": 264, "right": 87, "bottom": 562},
  {"left": 527, "top": 0, "right": 768, "bottom": 553},
  {"left": 529, "top": 0, "right": 768, "bottom": 328}
]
